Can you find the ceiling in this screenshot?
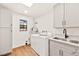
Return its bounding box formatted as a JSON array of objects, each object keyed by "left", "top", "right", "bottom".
[{"left": 0, "top": 3, "right": 56, "bottom": 18}]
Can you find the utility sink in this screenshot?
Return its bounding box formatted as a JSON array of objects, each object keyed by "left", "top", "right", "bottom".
[
  {"left": 53, "top": 37, "right": 79, "bottom": 44},
  {"left": 69, "top": 40, "right": 79, "bottom": 44},
  {"left": 53, "top": 37, "right": 67, "bottom": 41}
]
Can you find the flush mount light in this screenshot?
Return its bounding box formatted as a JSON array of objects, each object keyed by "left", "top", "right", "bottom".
[
  {"left": 24, "top": 10, "right": 28, "bottom": 13},
  {"left": 22, "top": 2, "right": 33, "bottom": 7}
]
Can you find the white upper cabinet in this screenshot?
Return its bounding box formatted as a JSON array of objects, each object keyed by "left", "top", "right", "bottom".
[
  {"left": 53, "top": 4, "right": 64, "bottom": 28},
  {"left": 54, "top": 3, "right": 79, "bottom": 28},
  {"left": 65, "top": 3, "right": 79, "bottom": 27},
  {"left": 0, "top": 6, "right": 12, "bottom": 27}
]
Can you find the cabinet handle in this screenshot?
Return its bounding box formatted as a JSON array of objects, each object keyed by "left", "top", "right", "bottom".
[
  {"left": 59, "top": 50, "right": 63, "bottom": 56},
  {"left": 11, "top": 24, "right": 12, "bottom": 32},
  {"left": 61, "top": 50, "right": 63, "bottom": 56},
  {"left": 59, "top": 50, "right": 61, "bottom": 56}
]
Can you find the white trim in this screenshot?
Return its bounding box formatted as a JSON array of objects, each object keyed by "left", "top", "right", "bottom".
[{"left": 0, "top": 49, "right": 12, "bottom": 55}]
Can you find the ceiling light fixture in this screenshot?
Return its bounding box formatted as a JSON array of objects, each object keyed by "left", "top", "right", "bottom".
[
  {"left": 24, "top": 10, "right": 28, "bottom": 13},
  {"left": 22, "top": 2, "right": 33, "bottom": 7}
]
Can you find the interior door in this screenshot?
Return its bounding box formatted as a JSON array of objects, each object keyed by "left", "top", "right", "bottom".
[{"left": 0, "top": 7, "right": 12, "bottom": 55}]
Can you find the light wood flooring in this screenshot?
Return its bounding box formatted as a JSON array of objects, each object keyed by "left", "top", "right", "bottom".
[{"left": 10, "top": 45, "right": 38, "bottom": 56}]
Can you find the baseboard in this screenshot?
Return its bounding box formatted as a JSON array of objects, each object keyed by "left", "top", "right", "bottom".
[
  {"left": 0, "top": 49, "right": 12, "bottom": 56},
  {"left": 30, "top": 46, "right": 39, "bottom": 56},
  {"left": 13, "top": 43, "right": 31, "bottom": 49}
]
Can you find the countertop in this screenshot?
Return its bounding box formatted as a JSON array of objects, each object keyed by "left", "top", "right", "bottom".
[
  {"left": 49, "top": 37, "right": 79, "bottom": 47},
  {"left": 31, "top": 33, "right": 79, "bottom": 47}
]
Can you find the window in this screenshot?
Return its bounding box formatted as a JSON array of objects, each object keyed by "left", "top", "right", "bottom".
[{"left": 20, "top": 19, "right": 27, "bottom": 31}]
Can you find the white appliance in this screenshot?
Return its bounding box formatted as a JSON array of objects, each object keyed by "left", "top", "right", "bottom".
[
  {"left": 31, "top": 34, "right": 49, "bottom": 56},
  {"left": 0, "top": 6, "right": 12, "bottom": 55}
]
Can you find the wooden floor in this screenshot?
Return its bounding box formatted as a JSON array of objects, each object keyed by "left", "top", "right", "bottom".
[{"left": 10, "top": 45, "right": 38, "bottom": 56}]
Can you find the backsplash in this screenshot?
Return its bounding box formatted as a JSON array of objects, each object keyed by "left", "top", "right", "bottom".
[
  {"left": 54, "top": 28, "right": 79, "bottom": 36},
  {"left": 54, "top": 28, "right": 79, "bottom": 40}
]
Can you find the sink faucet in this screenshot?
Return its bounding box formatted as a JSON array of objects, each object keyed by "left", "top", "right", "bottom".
[{"left": 63, "top": 28, "right": 69, "bottom": 39}]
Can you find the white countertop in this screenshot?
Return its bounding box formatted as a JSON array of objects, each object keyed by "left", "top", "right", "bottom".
[{"left": 49, "top": 37, "right": 79, "bottom": 47}]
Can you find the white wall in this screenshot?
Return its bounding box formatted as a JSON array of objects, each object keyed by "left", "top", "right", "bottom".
[
  {"left": 36, "top": 11, "right": 55, "bottom": 33},
  {"left": 12, "top": 13, "right": 33, "bottom": 48}
]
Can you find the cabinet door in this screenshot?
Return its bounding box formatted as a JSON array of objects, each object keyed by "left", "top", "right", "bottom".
[
  {"left": 62, "top": 48, "right": 78, "bottom": 56},
  {"left": 62, "top": 49, "right": 73, "bottom": 56},
  {"left": 65, "top": 3, "right": 79, "bottom": 27},
  {"left": 53, "top": 4, "right": 64, "bottom": 28},
  {"left": 49, "top": 40, "right": 60, "bottom": 56},
  {"left": 61, "top": 44, "right": 79, "bottom": 56}
]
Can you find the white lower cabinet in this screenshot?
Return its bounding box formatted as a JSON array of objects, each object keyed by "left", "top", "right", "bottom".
[
  {"left": 50, "top": 46, "right": 60, "bottom": 56},
  {"left": 49, "top": 40, "right": 79, "bottom": 56},
  {"left": 49, "top": 41, "right": 57, "bottom": 56},
  {"left": 31, "top": 34, "right": 48, "bottom": 56}
]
